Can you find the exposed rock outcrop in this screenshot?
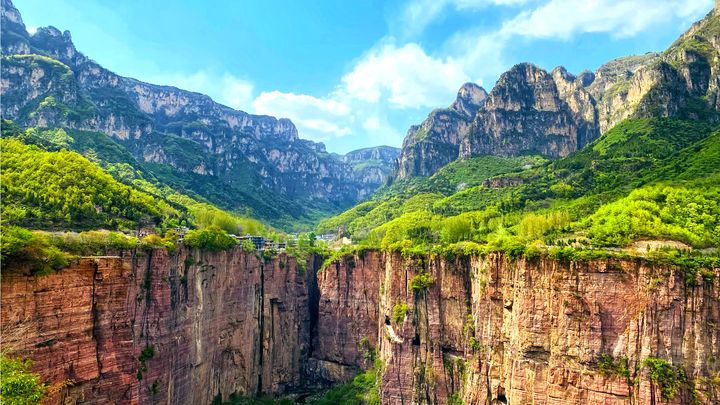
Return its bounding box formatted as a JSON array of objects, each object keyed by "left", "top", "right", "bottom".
[
  {"left": 395, "top": 11, "right": 720, "bottom": 180},
  {"left": 1, "top": 248, "right": 318, "bottom": 404},
  {"left": 394, "top": 83, "right": 487, "bottom": 180},
  {"left": 341, "top": 146, "right": 400, "bottom": 186}
]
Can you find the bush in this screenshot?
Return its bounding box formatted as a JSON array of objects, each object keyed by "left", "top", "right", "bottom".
[
  {"left": 644, "top": 357, "right": 685, "bottom": 400},
  {"left": 183, "top": 226, "right": 238, "bottom": 251},
  {"left": 0, "top": 355, "right": 46, "bottom": 404},
  {"left": 140, "top": 234, "right": 175, "bottom": 252},
  {"left": 392, "top": 303, "right": 409, "bottom": 324},
  {"left": 409, "top": 273, "right": 434, "bottom": 291},
  {"left": 1, "top": 226, "right": 69, "bottom": 274}
]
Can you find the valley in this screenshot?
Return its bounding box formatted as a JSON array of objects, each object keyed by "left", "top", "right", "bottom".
[{"left": 1, "top": 0, "right": 719, "bottom": 404}]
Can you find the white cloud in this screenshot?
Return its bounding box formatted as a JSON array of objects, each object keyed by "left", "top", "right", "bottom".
[
  {"left": 501, "top": 0, "right": 713, "bottom": 39},
  {"left": 363, "top": 117, "right": 382, "bottom": 131},
  {"left": 139, "top": 0, "right": 713, "bottom": 152},
  {"left": 398, "top": 0, "right": 530, "bottom": 38},
  {"left": 341, "top": 41, "right": 470, "bottom": 108},
  {"left": 253, "top": 91, "right": 353, "bottom": 141},
  {"left": 26, "top": 25, "right": 37, "bottom": 35},
  {"left": 143, "top": 71, "right": 255, "bottom": 110}
]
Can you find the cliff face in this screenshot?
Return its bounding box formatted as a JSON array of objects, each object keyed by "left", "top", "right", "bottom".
[
  {"left": 395, "top": 83, "right": 487, "bottom": 180},
  {"left": 1, "top": 248, "right": 318, "bottom": 404},
  {"left": 320, "top": 252, "right": 720, "bottom": 405},
  {"left": 0, "top": 0, "right": 397, "bottom": 225},
  {"left": 341, "top": 146, "right": 400, "bottom": 187},
  {"left": 2, "top": 249, "right": 718, "bottom": 404}
]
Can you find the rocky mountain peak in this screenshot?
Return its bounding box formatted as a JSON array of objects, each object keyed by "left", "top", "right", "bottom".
[
  {"left": 1, "top": 0, "right": 29, "bottom": 54},
  {"left": 450, "top": 82, "right": 487, "bottom": 117}
]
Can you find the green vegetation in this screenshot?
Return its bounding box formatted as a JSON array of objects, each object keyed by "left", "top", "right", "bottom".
[
  {"left": 409, "top": 273, "right": 434, "bottom": 291},
  {"left": 392, "top": 303, "right": 409, "bottom": 324},
  {"left": 0, "top": 355, "right": 47, "bottom": 404},
  {"left": 1, "top": 138, "right": 179, "bottom": 230},
  {"left": 1, "top": 226, "right": 69, "bottom": 275},
  {"left": 318, "top": 118, "right": 720, "bottom": 272},
  {"left": 308, "top": 361, "right": 381, "bottom": 405},
  {"left": 597, "top": 353, "right": 630, "bottom": 378},
  {"left": 183, "top": 226, "right": 238, "bottom": 251},
  {"left": 644, "top": 357, "right": 687, "bottom": 400}
]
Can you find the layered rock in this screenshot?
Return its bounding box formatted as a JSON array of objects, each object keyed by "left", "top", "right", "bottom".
[
  {"left": 2, "top": 248, "right": 718, "bottom": 404},
  {"left": 394, "top": 83, "right": 487, "bottom": 180},
  {"left": 459, "top": 64, "right": 599, "bottom": 160},
  {"left": 341, "top": 146, "right": 400, "bottom": 187},
  {"left": 318, "top": 251, "right": 720, "bottom": 405},
  {"left": 1, "top": 248, "right": 318, "bottom": 404}
]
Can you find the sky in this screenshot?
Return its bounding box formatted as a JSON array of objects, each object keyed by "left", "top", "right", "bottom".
[{"left": 14, "top": 0, "right": 715, "bottom": 154}]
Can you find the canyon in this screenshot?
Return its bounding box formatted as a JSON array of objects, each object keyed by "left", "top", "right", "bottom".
[{"left": 2, "top": 247, "right": 718, "bottom": 404}]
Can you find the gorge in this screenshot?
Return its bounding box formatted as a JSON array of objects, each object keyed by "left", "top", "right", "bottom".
[
  {"left": 3, "top": 247, "right": 718, "bottom": 404},
  {"left": 2, "top": 1, "right": 720, "bottom": 404}
]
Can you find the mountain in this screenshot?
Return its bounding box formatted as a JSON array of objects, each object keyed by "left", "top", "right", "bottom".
[
  {"left": 394, "top": 83, "right": 486, "bottom": 180},
  {"left": 341, "top": 145, "right": 400, "bottom": 185},
  {"left": 393, "top": 11, "right": 720, "bottom": 181},
  {"left": 0, "top": 0, "right": 396, "bottom": 230},
  {"left": 323, "top": 9, "right": 720, "bottom": 248}
]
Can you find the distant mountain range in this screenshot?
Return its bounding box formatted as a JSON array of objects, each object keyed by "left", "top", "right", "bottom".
[{"left": 0, "top": 0, "right": 398, "bottom": 230}]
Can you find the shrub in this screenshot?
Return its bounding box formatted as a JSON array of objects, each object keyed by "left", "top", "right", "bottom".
[
  {"left": 1, "top": 226, "right": 69, "bottom": 274},
  {"left": 139, "top": 346, "right": 155, "bottom": 363},
  {"left": 183, "top": 226, "right": 238, "bottom": 251},
  {"left": 644, "top": 357, "right": 685, "bottom": 400},
  {"left": 140, "top": 234, "right": 175, "bottom": 252},
  {"left": 409, "top": 273, "right": 434, "bottom": 291},
  {"left": 597, "top": 353, "right": 630, "bottom": 378},
  {"left": 0, "top": 355, "right": 46, "bottom": 404},
  {"left": 392, "top": 303, "right": 409, "bottom": 324}
]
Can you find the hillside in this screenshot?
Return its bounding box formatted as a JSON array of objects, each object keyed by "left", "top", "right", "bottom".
[
  {"left": 0, "top": 0, "right": 396, "bottom": 230},
  {"left": 320, "top": 9, "right": 720, "bottom": 255}
]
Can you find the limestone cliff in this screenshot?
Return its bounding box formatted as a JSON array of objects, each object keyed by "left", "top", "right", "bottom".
[
  {"left": 394, "top": 83, "right": 487, "bottom": 180},
  {"left": 395, "top": 11, "right": 720, "bottom": 180},
  {"left": 341, "top": 146, "right": 400, "bottom": 187}
]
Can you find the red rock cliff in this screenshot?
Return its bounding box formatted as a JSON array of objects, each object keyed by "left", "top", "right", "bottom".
[
  {"left": 1, "top": 247, "right": 317, "bottom": 404},
  {"left": 313, "top": 251, "right": 719, "bottom": 404},
  {"left": 3, "top": 249, "right": 718, "bottom": 404}
]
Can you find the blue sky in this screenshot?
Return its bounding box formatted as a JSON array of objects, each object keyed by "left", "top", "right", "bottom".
[{"left": 15, "top": 0, "right": 715, "bottom": 153}]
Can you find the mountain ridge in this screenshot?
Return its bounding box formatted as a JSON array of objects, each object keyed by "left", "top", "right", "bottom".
[
  {"left": 0, "top": 0, "right": 397, "bottom": 230},
  {"left": 393, "top": 10, "right": 719, "bottom": 181}
]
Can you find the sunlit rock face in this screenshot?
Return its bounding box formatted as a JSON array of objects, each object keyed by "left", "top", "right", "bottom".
[{"left": 395, "top": 11, "right": 720, "bottom": 180}]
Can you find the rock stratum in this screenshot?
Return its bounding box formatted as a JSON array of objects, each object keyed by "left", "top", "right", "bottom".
[{"left": 3, "top": 248, "right": 718, "bottom": 404}]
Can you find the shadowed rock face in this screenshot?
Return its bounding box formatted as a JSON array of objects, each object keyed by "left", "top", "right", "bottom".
[{"left": 3, "top": 249, "right": 718, "bottom": 404}]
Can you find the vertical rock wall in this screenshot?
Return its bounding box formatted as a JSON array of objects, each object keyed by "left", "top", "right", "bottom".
[
  {"left": 1, "top": 248, "right": 316, "bottom": 404},
  {"left": 2, "top": 248, "right": 718, "bottom": 404}
]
